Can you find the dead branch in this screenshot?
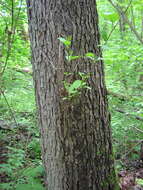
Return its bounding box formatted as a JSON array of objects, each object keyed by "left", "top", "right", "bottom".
[{"left": 115, "top": 108, "right": 143, "bottom": 121}]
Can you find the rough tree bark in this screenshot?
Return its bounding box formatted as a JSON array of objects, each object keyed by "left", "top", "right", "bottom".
[{"left": 26, "top": 0, "right": 119, "bottom": 189}]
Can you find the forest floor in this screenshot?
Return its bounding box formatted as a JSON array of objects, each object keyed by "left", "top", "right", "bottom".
[
  {"left": 119, "top": 163, "right": 143, "bottom": 189},
  {"left": 0, "top": 121, "right": 143, "bottom": 190}
]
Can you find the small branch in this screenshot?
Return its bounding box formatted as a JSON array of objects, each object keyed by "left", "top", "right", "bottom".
[
  {"left": 0, "top": 0, "right": 15, "bottom": 76},
  {"left": 107, "top": 90, "right": 129, "bottom": 101},
  {"left": 134, "top": 126, "right": 143, "bottom": 133},
  {"left": 0, "top": 1, "right": 11, "bottom": 11},
  {"left": 141, "top": 10, "right": 143, "bottom": 38},
  {"left": 108, "top": 0, "right": 143, "bottom": 44},
  {"left": 1, "top": 0, "right": 24, "bottom": 76},
  {"left": 122, "top": 141, "right": 142, "bottom": 159},
  {"left": 1, "top": 90, "right": 18, "bottom": 127},
  {"left": 115, "top": 108, "right": 143, "bottom": 121},
  {"left": 124, "top": 15, "right": 143, "bottom": 44},
  {"left": 103, "top": 0, "right": 132, "bottom": 45},
  {"left": 104, "top": 21, "right": 118, "bottom": 45}
]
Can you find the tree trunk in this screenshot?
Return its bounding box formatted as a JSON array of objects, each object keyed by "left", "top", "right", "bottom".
[
  {"left": 118, "top": 0, "right": 126, "bottom": 34},
  {"left": 26, "top": 0, "right": 119, "bottom": 189}
]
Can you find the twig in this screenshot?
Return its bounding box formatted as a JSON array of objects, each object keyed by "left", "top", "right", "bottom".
[
  {"left": 104, "top": 0, "right": 133, "bottom": 45},
  {"left": 108, "top": 0, "right": 143, "bottom": 44},
  {"left": 1, "top": 90, "right": 18, "bottom": 127},
  {"left": 134, "top": 126, "right": 143, "bottom": 133},
  {"left": 115, "top": 108, "right": 143, "bottom": 121},
  {"left": 0, "top": 1, "right": 11, "bottom": 11},
  {"left": 0, "top": 0, "right": 15, "bottom": 76},
  {"left": 107, "top": 90, "right": 129, "bottom": 101},
  {"left": 121, "top": 141, "right": 142, "bottom": 159},
  {"left": 1, "top": 0, "right": 24, "bottom": 76}
]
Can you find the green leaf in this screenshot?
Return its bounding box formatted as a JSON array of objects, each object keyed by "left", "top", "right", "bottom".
[
  {"left": 85, "top": 52, "right": 97, "bottom": 60},
  {"left": 66, "top": 55, "right": 80, "bottom": 61},
  {"left": 136, "top": 179, "right": 143, "bottom": 186},
  {"left": 101, "top": 30, "right": 108, "bottom": 41},
  {"left": 102, "top": 12, "right": 119, "bottom": 22},
  {"left": 136, "top": 179, "right": 143, "bottom": 185},
  {"left": 70, "top": 80, "right": 82, "bottom": 89},
  {"left": 63, "top": 81, "right": 70, "bottom": 91},
  {"left": 68, "top": 80, "right": 82, "bottom": 94},
  {"left": 23, "top": 165, "right": 44, "bottom": 178},
  {"left": 78, "top": 72, "right": 89, "bottom": 80},
  {"left": 85, "top": 86, "right": 91, "bottom": 90},
  {"left": 58, "top": 37, "right": 71, "bottom": 46}
]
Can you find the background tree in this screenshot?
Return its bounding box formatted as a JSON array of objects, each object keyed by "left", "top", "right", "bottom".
[{"left": 26, "top": 0, "right": 119, "bottom": 190}]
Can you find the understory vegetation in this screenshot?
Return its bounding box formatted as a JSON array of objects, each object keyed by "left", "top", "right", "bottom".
[{"left": 0, "top": 0, "right": 143, "bottom": 189}]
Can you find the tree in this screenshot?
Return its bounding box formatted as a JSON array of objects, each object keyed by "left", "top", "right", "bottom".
[{"left": 26, "top": 0, "right": 119, "bottom": 189}]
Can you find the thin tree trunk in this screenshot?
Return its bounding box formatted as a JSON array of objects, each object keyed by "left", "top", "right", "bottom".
[
  {"left": 141, "top": 10, "right": 143, "bottom": 38},
  {"left": 118, "top": 0, "right": 126, "bottom": 35},
  {"left": 26, "top": 0, "right": 119, "bottom": 189}
]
